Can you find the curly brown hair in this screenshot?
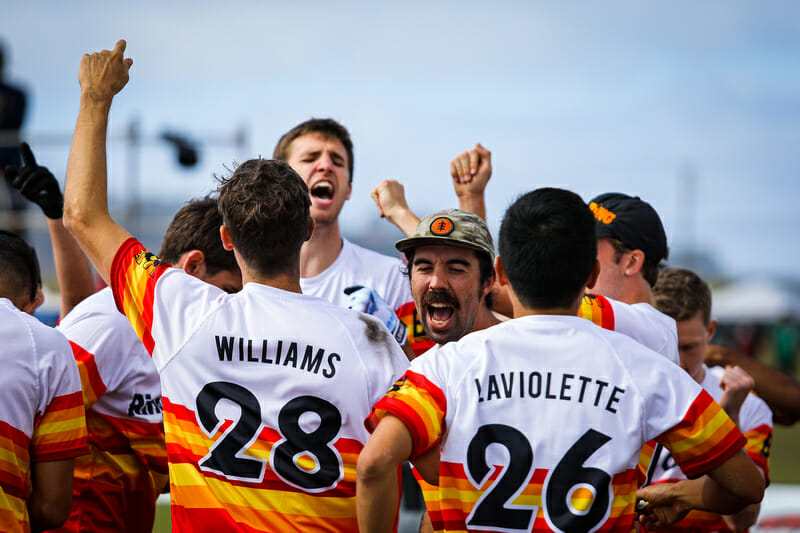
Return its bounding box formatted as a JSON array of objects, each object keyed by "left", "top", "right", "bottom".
[
  {"left": 216, "top": 159, "right": 311, "bottom": 278},
  {"left": 652, "top": 267, "right": 711, "bottom": 325}
]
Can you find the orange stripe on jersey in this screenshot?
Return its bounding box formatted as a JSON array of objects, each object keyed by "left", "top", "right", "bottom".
[
  {"left": 160, "top": 396, "right": 363, "bottom": 529},
  {"left": 111, "top": 238, "right": 170, "bottom": 355},
  {"left": 578, "top": 293, "right": 616, "bottom": 330},
  {"left": 744, "top": 423, "right": 771, "bottom": 480},
  {"left": 657, "top": 390, "right": 745, "bottom": 478},
  {"left": 0, "top": 504, "right": 27, "bottom": 533},
  {"left": 368, "top": 370, "right": 446, "bottom": 457},
  {"left": 637, "top": 439, "right": 657, "bottom": 486},
  {"left": 397, "top": 301, "right": 435, "bottom": 356},
  {"left": 33, "top": 390, "right": 88, "bottom": 461},
  {"left": 69, "top": 341, "right": 107, "bottom": 408}
]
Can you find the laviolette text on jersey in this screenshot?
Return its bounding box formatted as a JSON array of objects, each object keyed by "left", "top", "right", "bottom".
[
  {"left": 474, "top": 370, "right": 626, "bottom": 413},
  {"left": 214, "top": 335, "right": 340, "bottom": 378}
]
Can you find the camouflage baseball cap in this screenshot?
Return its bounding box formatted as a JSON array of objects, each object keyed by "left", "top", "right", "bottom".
[{"left": 395, "top": 209, "right": 495, "bottom": 262}]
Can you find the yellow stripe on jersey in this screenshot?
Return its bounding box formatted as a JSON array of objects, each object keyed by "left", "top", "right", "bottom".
[{"left": 657, "top": 390, "right": 745, "bottom": 478}]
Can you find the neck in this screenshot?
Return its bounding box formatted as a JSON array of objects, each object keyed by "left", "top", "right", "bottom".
[
  {"left": 300, "top": 220, "right": 343, "bottom": 279},
  {"left": 244, "top": 270, "right": 303, "bottom": 294},
  {"left": 473, "top": 303, "right": 502, "bottom": 331},
  {"left": 621, "top": 276, "right": 653, "bottom": 305},
  {"left": 511, "top": 290, "right": 583, "bottom": 319}
]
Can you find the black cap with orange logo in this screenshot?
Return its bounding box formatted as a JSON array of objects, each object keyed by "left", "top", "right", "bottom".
[{"left": 588, "top": 193, "right": 668, "bottom": 262}]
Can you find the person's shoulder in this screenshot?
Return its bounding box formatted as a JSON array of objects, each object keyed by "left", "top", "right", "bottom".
[
  {"left": 2, "top": 300, "right": 70, "bottom": 353},
  {"left": 343, "top": 238, "right": 405, "bottom": 268},
  {"left": 59, "top": 287, "right": 119, "bottom": 326}
]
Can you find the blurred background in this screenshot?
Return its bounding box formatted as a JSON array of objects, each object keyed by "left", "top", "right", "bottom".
[{"left": 2, "top": 1, "right": 799, "bottom": 529}]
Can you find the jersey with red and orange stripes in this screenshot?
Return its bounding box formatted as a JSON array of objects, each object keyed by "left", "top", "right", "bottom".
[
  {"left": 643, "top": 364, "right": 772, "bottom": 532},
  {"left": 0, "top": 299, "right": 88, "bottom": 533},
  {"left": 110, "top": 238, "right": 409, "bottom": 532},
  {"left": 54, "top": 287, "right": 168, "bottom": 533},
  {"left": 368, "top": 314, "right": 745, "bottom": 533}
]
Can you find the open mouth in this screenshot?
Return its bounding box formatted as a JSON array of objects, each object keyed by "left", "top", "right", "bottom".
[
  {"left": 427, "top": 303, "right": 455, "bottom": 327},
  {"left": 422, "top": 290, "right": 459, "bottom": 329},
  {"left": 310, "top": 181, "right": 335, "bottom": 201}
]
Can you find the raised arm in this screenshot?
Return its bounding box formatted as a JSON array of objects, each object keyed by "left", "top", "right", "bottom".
[
  {"left": 707, "top": 343, "right": 800, "bottom": 425},
  {"left": 62, "top": 40, "right": 134, "bottom": 284},
  {"left": 370, "top": 179, "right": 420, "bottom": 237},
  {"left": 449, "top": 142, "right": 491, "bottom": 221},
  {"left": 6, "top": 143, "right": 96, "bottom": 317}
]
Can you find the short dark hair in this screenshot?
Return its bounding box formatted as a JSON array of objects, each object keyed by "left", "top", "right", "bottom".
[
  {"left": 216, "top": 159, "right": 311, "bottom": 277},
  {"left": 499, "top": 188, "right": 596, "bottom": 309},
  {"left": 404, "top": 247, "right": 496, "bottom": 310},
  {"left": 159, "top": 196, "right": 238, "bottom": 276},
  {"left": 273, "top": 118, "right": 354, "bottom": 182},
  {"left": 652, "top": 267, "right": 712, "bottom": 325},
  {"left": 606, "top": 237, "right": 665, "bottom": 287},
  {"left": 0, "top": 230, "right": 41, "bottom": 304}
]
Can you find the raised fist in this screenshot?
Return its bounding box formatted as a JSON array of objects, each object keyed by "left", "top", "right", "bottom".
[{"left": 5, "top": 142, "right": 63, "bottom": 219}]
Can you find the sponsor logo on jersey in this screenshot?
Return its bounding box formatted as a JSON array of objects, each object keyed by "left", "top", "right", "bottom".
[
  {"left": 133, "top": 250, "right": 167, "bottom": 278},
  {"left": 128, "top": 392, "right": 163, "bottom": 416}
]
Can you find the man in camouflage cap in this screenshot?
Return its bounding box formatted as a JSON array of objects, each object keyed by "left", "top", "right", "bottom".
[{"left": 396, "top": 208, "right": 500, "bottom": 345}]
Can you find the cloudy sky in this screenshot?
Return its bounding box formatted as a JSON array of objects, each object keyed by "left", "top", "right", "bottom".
[{"left": 3, "top": 1, "right": 799, "bottom": 280}]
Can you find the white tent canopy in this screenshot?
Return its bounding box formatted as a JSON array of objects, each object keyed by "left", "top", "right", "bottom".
[{"left": 712, "top": 278, "right": 800, "bottom": 324}]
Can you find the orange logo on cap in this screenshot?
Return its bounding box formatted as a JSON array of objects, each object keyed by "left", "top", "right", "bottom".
[
  {"left": 589, "top": 202, "right": 616, "bottom": 224},
  {"left": 430, "top": 217, "right": 454, "bottom": 235}
]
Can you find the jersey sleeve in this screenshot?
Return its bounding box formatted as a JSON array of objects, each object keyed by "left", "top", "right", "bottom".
[
  {"left": 654, "top": 389, "right": 746, "bottom": 479},
  {"left": 578, "top": 293, "right": 616, "bottom": 330},
  {"left": 111, "top": 238, "right": 226, "bottom": 370},
  {"left": 33, "top": 329, "right": 89, "bottom": 462},
  {"left": 110, "top": 238, "right": 172, "bottom": 355},
  {"left": 739, "top": 393, "right": 773, "bottom": 483},
  {"left": 366, "top": 352, "right": 446, "bottom": 458}
]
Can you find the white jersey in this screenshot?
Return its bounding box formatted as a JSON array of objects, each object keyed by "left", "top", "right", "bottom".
[
  {"left": 370, "top": 315, "right": 747, "bottom": 532},
  {"left": 645, "top": 364, "right": 772, "bottom": 531},
  {"left": 56, "top": 288, "right": 168, "bottom": 532},
  {"left": 111, "top": 238, "right": 409, "bottom": 532},
  {"left": 0, "top": 299, "right": 88, "bottom": 532},
  {"left": 579, "top": 293, "right": 679, "bottom": 365},
  {"left": 300, "top": 237, "right": 411, "bottom": 312}
]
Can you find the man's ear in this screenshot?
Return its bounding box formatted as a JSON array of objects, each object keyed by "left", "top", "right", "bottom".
[
  {"left": 177, "top": 249, "right": 206, "bottom": 278},
  {"left": 586, "top": 259, "right": 600, "bottom": 289},
  {"left": 494, "top": 257, "right": 509, "bottom": 287},
  {"left": 21, "top": 286, "right": 44, "bottom": 315},
  {"left": 625, "top": 250, "right": 645, "bottom": 276},
  {"left": 220, "top": 225, "right": 234, "bottom": 251},
  {"left": 707, "top": 319, "right": 718, "bottom": 343}
]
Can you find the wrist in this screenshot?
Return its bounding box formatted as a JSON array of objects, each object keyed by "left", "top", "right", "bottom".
[{"left": 79, "top": 93, "right": 113, "bottom": 116}]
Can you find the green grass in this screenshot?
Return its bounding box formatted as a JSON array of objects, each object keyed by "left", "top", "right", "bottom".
[{"left": 768, "top": 422, "right": 800, "bottom": 484}]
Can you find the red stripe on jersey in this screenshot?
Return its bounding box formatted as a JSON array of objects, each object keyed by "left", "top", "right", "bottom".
[
  {"left": 578, "top": 293, "right": 616, "bottom": 330},
  {"left": 0, "top": 420, "right": 30, "bottom": 451},
  {"left": 110, "top": 238, "right": 171, "bottom": 355},
  {"left": 0, "top": 469, "right": 28, "bottom": 501},
  {"left": 70, "top": 341, "right": 107, "bottom": 408},
  {"left": 46, "top": 390, "right": 85, "bottom": 412}
]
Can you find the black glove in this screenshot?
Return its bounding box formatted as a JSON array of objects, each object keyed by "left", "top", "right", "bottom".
[{"left": 5, "top": 142, "right": 64, "bottom": 219}]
